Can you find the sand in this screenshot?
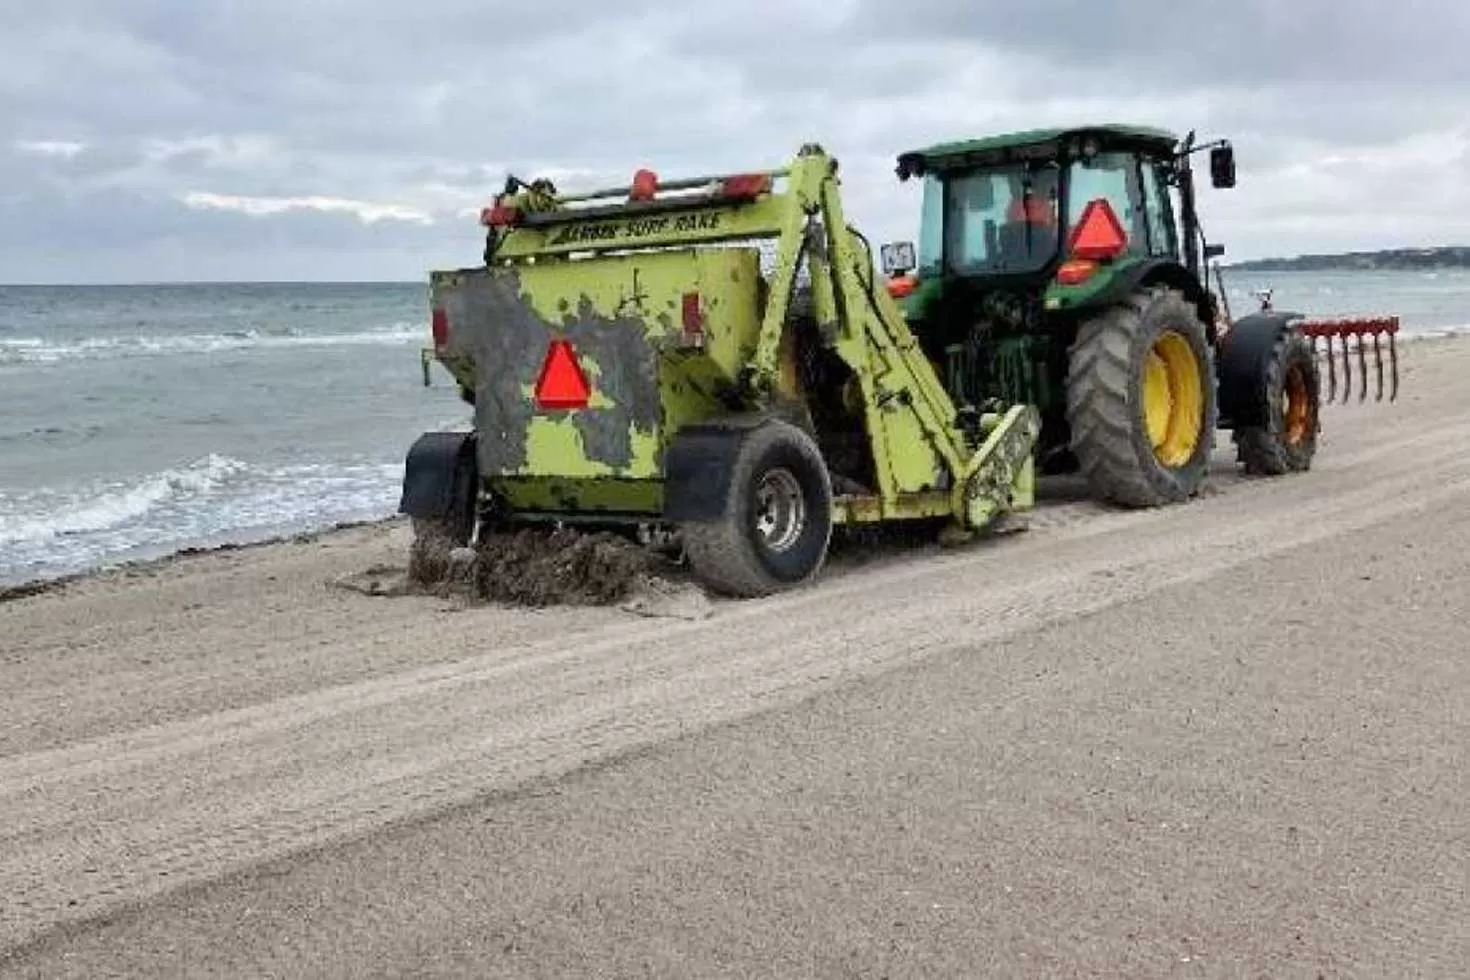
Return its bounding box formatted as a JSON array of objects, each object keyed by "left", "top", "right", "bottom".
[{"left": 1, "top": 335, "right": 1466, "bottom": 976}]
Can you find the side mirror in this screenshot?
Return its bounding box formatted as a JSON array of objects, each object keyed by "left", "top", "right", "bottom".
[
  {"left": 880, "top": 240, "right": 917, "bottom": 277},
  {"left": 1204, "top": 243, "right": 1226, "bottom": 261},
  {"left": 1210, "top": 144, "right": 1236, "bottom": 189}
]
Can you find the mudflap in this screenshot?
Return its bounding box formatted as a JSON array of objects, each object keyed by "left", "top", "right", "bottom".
[
  {"left": 1217, "top": 311, "right": 1305, "bottom": 429},
  {"left": 661, "top": 416, "right": 773, "bottom": 523},
  {"left": 399, "top": 430, "right": 480, "bottom": 543}
]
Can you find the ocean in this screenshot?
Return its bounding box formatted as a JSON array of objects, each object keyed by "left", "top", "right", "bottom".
[{"left": 3, "top": 269, "right": 1468, "bottom": 587}]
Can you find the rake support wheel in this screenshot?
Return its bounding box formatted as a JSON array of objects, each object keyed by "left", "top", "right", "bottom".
[{"left": 1235, "top": 328, "right": 1321, "bottom": 475}]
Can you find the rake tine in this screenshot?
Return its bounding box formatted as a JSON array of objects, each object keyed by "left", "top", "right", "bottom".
[
  {"left": 1339, "top": 330, "right": 1353, "bottom": 404},
  {"left": 1357, "top": 330, "right": 1369, "bottom": 403},
  {"left": 1324, "top": 334, "right": 1338, "bottom": 402},
  {"left": 1372, "top": 332, "right": 1385, "bottom": 402},
  {"left": 1389, "top": 329, "right": 1400, "bottom": 402}
]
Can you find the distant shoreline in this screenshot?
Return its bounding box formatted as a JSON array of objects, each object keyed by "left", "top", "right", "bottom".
[
  {"left": 0, "top": 280, "right": 425, "bottom": 289},
  {"left": 1225, "top": 246, "right": 1470, "bottom": 274}
]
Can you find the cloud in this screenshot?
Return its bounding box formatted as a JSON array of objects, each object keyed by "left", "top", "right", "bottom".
[
  {"left": 1, "top": 0, "right": 1466, "bottom": 282},
  {"left": 179, "top": 191, "right": 435, "bottom": 226},
  {"left": 14, "top": 140, "right": 88, "bottom": 159}
]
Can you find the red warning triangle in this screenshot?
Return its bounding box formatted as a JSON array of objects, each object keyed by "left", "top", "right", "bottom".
[
  {"left": 1068, "top": 198, "right": 1128, "bottom": 261},
  {"left": 534, "top": 339, "right": 591, "bottom": 410}
]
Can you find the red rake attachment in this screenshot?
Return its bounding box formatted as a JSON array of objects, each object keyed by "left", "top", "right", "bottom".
[{"left": 1296, "top": 316, "right": 1400, "bottom": 404}]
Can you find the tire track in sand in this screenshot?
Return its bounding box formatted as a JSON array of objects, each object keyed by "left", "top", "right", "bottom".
[{"left": 4, "top": 413, "right": 1470, "bottom": 954}]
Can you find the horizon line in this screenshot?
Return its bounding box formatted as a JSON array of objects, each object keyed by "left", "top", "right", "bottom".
[{"left": 0, "top": 279, "right": 428, "bottom": 288}]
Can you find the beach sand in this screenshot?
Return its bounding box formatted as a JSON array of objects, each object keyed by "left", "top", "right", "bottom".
[{"left": 2, "top": 335, "right": 1466, "bottom": 976}]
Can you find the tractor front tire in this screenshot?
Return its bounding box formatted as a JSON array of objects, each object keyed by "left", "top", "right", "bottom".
[
  {"left": 1234, "top": 329, "right": 1320, "bottom": 475},
  {"left": 1066, "top": 287, "right": 1218, "bottom": 508},
  {"left": 682, "top": 420, "right": 833, "bottom": 598}
]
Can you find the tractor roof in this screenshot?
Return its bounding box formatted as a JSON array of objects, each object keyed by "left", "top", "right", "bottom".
[{"left": 896, "top": 124, "right": 1180, "bottom": 179}]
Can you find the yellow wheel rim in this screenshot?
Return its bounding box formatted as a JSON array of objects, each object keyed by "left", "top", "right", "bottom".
[{"left": 1141, "top": 330, "right": 1204, "bottom": 467}]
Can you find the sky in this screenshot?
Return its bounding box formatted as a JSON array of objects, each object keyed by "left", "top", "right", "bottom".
[{"left": 2, "top": 0, "right": 1466, "bottom": 284}]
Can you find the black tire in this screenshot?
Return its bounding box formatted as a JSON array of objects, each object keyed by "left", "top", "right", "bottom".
[
  {"left": 1066, "top": 286, "right": 1219, "bottom": 508},
  {"left": 682, "top": 420, "right": 833, "bottom": 598},
  {"left": 1234, "top": 329, "right": 1320, "bottom": 475}
]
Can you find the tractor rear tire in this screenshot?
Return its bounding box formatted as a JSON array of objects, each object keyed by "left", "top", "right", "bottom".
[
  {"left": 1066, "top": 286, "right": 1218, "bottom": 508},
  {"left": 1234, "top": 329, "right": 1320, "bottom": 475},
  {"left": 682, "top": 420, "right": 833, "bottom": 598}
]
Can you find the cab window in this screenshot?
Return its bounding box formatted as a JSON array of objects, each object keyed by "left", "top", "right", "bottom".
[
  {"left": 924, "top": 163, "right": 1061, "bottom": 275},
  {"left": 1141, "top": 162, "right": 1177, "bottom": 257},
  {"left": 1066, "top": 153, "right": 1150, "bottom": 257}
]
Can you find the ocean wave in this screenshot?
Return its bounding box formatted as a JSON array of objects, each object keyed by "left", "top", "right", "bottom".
[
  {"left": 0, "top": 454, "right": 406, "bottom": 585},
  {"left": 0, "top": 323, "right": 426, "bottom": 365},
  {"left": 0, "top": 454, "right": 249, "bottom": 546}
]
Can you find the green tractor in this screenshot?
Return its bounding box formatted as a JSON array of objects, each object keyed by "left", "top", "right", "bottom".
[{"left": 877, "top": 124, "right": 1321, "bottom": 506}]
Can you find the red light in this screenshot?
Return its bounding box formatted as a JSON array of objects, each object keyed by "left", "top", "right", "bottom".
[
  {"left": 1067, "top": 198, "right": 1127, "bottom": 261},
  {"left": 431, "top": 307, "right": 449, "bottom": 347},
  {"left": 720, "top": 173, "right": 772, "bottom": 201},
  {"left": 534, "top": 339, "right": 591, "bottom": 410},
  {"left": 1055, "top": 259, "right": 1099, "bottom": 286},
  {"left": 480, "top": 199, "right": 521, "bottom": 228},
  {"left": 887, "top": 275, "right": 918, "bottom": 298},
  {"left": 630, "top": 169, "right": 658, "bottom": 202},
  {"left": 681, "top": 291, "right": 704, "bottom": 345}
]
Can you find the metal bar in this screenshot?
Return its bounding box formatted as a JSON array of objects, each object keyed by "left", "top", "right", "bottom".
[
  {"left": 493, "top": 195, "right": 792, "bottom": 259},
  {"left": 1324, "top": 335, "right": 1338, "bottom": 401},
  {"left": 832, "top": 491, "right": 953, "bottom": 524},
  {"left": 556, "top": 167, "right": 789, "bottom": 204},
  {"left": 1390, "top": 332, "right": 1400, "bottom": 401},
  {"left": 1357, "top": 332, "right": 1370, "bottom": 402},
  {"left": 1372, "top": 333, "right": 1385, "bottom": 402}
]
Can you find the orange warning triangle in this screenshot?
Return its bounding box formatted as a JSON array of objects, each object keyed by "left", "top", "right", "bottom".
[
  {"left": 534, "top": 339, "right": 591, "bottom": 410},
  {"left": 1068, "top": 198, "right": 1128, "bottom": 261}
]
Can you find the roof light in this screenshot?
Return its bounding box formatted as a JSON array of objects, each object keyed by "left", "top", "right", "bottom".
[
  {"left": 480, "top": 199, "right": 522, "bottom": 229},
  {"left": 719, "top": 173, "right": 772, "bottom": 202},
  {"left": 534, "top": 339, "right": 591, "bottom": 410},
  {"left": 1067, "top": 198, "right": 1127, "bottom": 261},
  {"left": 630, "top": 168, "right": 659, "bottom": 202}
]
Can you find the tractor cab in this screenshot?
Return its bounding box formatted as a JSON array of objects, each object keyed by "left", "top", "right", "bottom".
[
  {"left": 875, "top": 124, "right": 1244, "bottom": 484},
  {"left": 881, "top": 125, "right": 1236, "bottom": 335}
]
